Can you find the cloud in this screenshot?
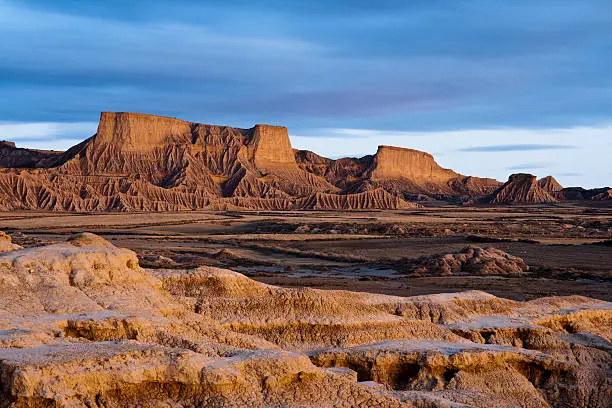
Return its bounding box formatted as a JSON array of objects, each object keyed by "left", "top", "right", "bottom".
[
  {"left": 1, "top": 0, "right": 612, "bottom": 129},
  {"left": 0, "top": 1, "right": 611, "bottom": 187},
  {"left": 556, "top": 172, "right": 584, "bottom": 177},
  {"left": 506, "top": 163, "right": 551, "bottom": 170},
  {"left": 292, "top": 124, "right": 612, "bottom": 189},
  {"left": 458, "top": 144, "right": 577, "bottom": 152},
  {"left": 0, "top": 122, "right": 97, "bottom": 150}
]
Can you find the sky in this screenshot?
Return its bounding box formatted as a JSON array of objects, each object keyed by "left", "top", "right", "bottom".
[{"left": 0, "top": 0, "right": 611, "bottom": 188}]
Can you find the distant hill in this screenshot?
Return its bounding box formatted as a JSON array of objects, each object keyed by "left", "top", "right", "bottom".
[{"left": 0, "top": 112, "right": 605, "bottom": 211}]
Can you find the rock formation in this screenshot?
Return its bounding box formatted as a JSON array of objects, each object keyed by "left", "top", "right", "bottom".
[
  {"left": 0, "top": 112, "right": 603, "bottom": 211},
  {"left": 0, "top": 112, "right": 416, "bottom": 211},
  {"left": 557, "top": 186, "right": 612, "bottom": 201},
  {"left": 0, "top": 140, "right": 62, "bottom": 168},
  {"left": 538, "top": 175, "right": 563, "bottom": 194},
  {"left": 0, "top": 231, "right": 22, "bottom": 252},
  {"left": 0, "top": 234, "right": 610, "bottom": 406},
  {"left": 295, "top": 145, "right": 502, "bottom": 201},
  {"left": 407, "top": 246, "right": 529, "bottom": 277},
  {"left": 472, "top": 173, "right": 559, "bottom": 205}
]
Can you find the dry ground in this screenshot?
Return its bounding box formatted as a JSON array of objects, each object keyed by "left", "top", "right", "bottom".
[{"left": 1, "top": 204, "right": 610, "bottom": 301}]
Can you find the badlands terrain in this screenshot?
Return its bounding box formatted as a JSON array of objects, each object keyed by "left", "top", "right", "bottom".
[
  {"left": 0, "top": 111, "right": 609, "bottom": 211},
  {"left": 0, "top": 206, "right": 610, "bottom": 407},
  {"left": 0, "top": 112, "right": 610, "bottom": 406}
]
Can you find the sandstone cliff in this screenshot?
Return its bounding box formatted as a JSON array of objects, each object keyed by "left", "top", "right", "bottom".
[
  {"left": 473, "top": 173, "right": 559, "bottom": 205},
  {"left": 0, "top": 112, "right": 377, "bottom": 211},
  {"left": 296, "top": 145, "right": 501, "bottom": 201},
  {"left": 0, "top": 112, "right": 600, "bottom": 211},
  {"left": 538, "top": 175, "right": 563, "bottom": 194}
]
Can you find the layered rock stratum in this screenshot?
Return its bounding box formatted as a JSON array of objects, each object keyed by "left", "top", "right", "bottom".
[
  {"left": 0, "top": 113, "right": 414, "bottom": 211},
  {"left": 472, "top": 174, "right": 560, "bottom": 205},
  {"left": 0, "top": 112, "right": 605, "bottom": 211},
  {"left": 0, "top": 233, "right": 610, "bottom": 407},
  {"left": 295, "top": 145, "right": 502, "bottom": 201}
]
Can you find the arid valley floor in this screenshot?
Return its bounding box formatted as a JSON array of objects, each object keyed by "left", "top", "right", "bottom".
[
  {"left": 0, "top": 204, "right": 610, "bottom": 407},
  {"left": 3, "top": 205, "right": 610, "bottom": 301}
]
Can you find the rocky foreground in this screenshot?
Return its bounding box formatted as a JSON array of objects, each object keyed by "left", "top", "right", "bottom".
[{"left": 0, "top": 233, "right": 610, "bottom": 407}]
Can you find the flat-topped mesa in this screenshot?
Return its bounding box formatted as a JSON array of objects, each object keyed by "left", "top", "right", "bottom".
[
  {"left": 366, "top": 145, "right": 460, "bottom": 182},
  {"left": 95, "top": 112, "right": 193, "bottom": 151},
  {"left": 250, "top": 124, "right": 296, "bottom": 168},
  {"left": 0, "top": 141, "right": 16, "bottom": 148},
  {"left": 56, "top": 112, "right": 298, "bottom": 176}
]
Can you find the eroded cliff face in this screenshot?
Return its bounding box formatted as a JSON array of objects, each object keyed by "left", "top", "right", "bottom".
[
  {"left": 251, "top": 124, "right": 296, "bottom": 168},
  {"left": 365, "top": 146, "right": 460, "bottom": 183},
  {"left": 0, "top": 112, "right": 384, "bottom": 211},
  {"left": 6, "top": 111, "right": 603, "bottom": 211},
  {"left": 538, "top": 175, "right": 563, "bottom": 194},
  {"left": 473, "top": 174, "right": 559, "bottom": 205},
  {"left": 295, "top": 145, "right": 501, "bottom": 201},
  {"left": 0, "top": 234, "right": 609, "bottom": 407}
]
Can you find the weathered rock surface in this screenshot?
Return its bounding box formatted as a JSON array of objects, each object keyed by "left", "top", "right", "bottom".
[
  {"left": 538, "top": 176, "right": 563, "bottom": 194},
  {"left": 0, "top": 112, "right": 604, "bottom": 210},
  {"left": 0, "top": 234, "right": 610, "bottom": 407},
  {"left": 471, "top": 173, "right": 559, "bottom": 205},
  {"left": 0, "top": 231, "right": 21, "bottom": 253},
  {"left": 558, "top": 186, "right": 612, "bottom": 201},
  {"left": 0, "top": 113, "right": 421, "bottom": 211},
  {"left": 407, "top": 246, "right": 529, "bottom": 277},
  {"left": 295, "top": 145, "right": 502, "bottom": 201}
]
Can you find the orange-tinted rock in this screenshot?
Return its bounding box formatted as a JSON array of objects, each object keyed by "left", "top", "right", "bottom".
[
  {"left": 295, "top": 146, "right": 501, "bottom": 201},
  {"left": 1, "top": 112, "right": 600, "bottom": 210},
  {"left": 538, "top": 175, "right": 563, "bottom": 193},
  {"left": 251, "top": 124, "right": 296, "bottom": 168},
  {"left": 0, "top": 113, "right": 405, "bottom": 211},
  {"left": 0, "top": 235, "right": 609, "bottom": 407},
  {"left": 365, "top": 145, "right": 460, "bottom": 183},
  {"left": 408, "top": 246, "right": 529, "bottom": 277},
  {"left": 474, "top": 173, "right": 559, "bottom": 204}
]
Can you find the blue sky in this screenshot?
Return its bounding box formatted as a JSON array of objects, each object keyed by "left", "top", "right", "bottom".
[{"left": 0, "top": 0, "right": 611, "bottom": 187}]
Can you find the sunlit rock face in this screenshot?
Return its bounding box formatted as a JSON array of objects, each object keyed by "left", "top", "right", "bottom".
[
  {"left": 0, "top": 233, "right": 610, "bottom": 407},
  {"left": 473, "top": 173, "right": 559, "bottom": 205},
  {"left": 0, "top": 112, "right": 422, "bottom": 211}
]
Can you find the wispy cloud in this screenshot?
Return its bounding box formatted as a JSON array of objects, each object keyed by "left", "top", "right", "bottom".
[
  {"left": 506, "top": 163, "right": 551, "bottom": 170},
  {"left": 292, "top": 124, "right": 612, "bottom": 188},
  {"left": 556, "top": 172, "right": 584, "bottom": 177},
  {"left": 458, "top": 144, "right": 577, "bottom": 152},
  {"left": 0, "top": 122, "right": 97, "bottom": 150}
]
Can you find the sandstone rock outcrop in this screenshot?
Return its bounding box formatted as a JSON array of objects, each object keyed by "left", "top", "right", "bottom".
[
  {"left": 0, "top": 112, "right": 416, "bottom": 211},
  {"left": 471, "top": 173, "right": 559, "bottom": 205},
  {"left": 295, "top": 145, "right": 502, "bottom": 201},
  {"left": 0, "top": 231, "right": 21, "bottom": 252},
  {"left": 558, "top": 186, "right": 612, "bottom": 201},
  {"left": 407, "top": 246, "right": 529, "bottom": 277},
  {"left": 538, "top": 175, "right": 563, "bottom": 194},
  {"left": 0, "top": 112, "right": 603, "bottom": 210},
  {"left": 0, "top": 234, "right": 610, "bottom": 407}
]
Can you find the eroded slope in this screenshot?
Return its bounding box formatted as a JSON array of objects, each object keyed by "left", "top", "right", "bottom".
[{"left": 0, "top": 233, "right": 609, "bottom": 407}]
